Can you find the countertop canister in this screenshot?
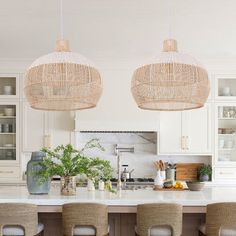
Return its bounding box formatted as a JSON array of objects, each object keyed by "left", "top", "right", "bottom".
[{"left": 26, "top": 151, "right": 50, "bottom": 194}]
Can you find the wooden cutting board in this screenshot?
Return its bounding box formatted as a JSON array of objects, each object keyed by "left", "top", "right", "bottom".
[{"left": 176, "top": 163, "right": 203, "bottom": 181}]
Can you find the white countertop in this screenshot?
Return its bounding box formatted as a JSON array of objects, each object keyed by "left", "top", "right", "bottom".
[{"left": 0, "top": 185, "right": 233, "bottom": 206}]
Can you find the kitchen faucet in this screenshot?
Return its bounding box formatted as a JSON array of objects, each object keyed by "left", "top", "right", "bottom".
[{"left": 114, "top": 144, "right": 134, "bottom": 190}]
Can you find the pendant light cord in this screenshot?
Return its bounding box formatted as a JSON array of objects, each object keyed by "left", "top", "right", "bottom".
[
  {"left": 60, "top": 0, "right": 64, "bottom": 39},
  {"left": 168, "top": 0, "right": 173, "bottom": 39}
]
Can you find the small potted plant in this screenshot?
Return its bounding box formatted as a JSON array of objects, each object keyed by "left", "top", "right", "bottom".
[
  {"left": 198, "top": 164, "right": 212, "bottom": 182},
  {"left": 36, "top": 139, "right": 104, "bottom": 196}
]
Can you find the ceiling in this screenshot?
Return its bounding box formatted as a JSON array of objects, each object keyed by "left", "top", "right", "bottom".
[{"left": 0, "top": 0, "right": 236, "bottom": 65}]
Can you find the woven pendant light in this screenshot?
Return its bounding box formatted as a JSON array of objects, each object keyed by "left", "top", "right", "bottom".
[
  {"left": 24, "top": 1, "right": 102, "bottom": 111},
  {"left": 131, "top": 39, "right": 210, "bottom": 111}
]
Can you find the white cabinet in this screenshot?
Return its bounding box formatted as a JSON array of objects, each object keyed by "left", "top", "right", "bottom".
[
  {"left": 22, "top": 101, "right": 45, "bottom": 152},
  {"left": 159, "top": 111, "right": 182, "bottom": 153},
  {"left": 159, "top": 104, "right": 212, "bottom": 155}
]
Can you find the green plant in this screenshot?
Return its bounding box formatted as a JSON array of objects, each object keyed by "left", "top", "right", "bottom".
[
  {"left": 36, "top": 139, "right": 105, "bottom": 183},
  {"left": 198, "top": 164, "right": 212, "bottom": 177},
  {"left": 81, "top": 157, "right": 113, "bottom": 183}
]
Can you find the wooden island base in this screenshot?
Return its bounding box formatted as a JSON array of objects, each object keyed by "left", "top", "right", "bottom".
[{"left": 38, "top": 206, "right": 206, "bottom": 236}]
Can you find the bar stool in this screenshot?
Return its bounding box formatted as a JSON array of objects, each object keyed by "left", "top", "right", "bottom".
[
  {"left": 136, "top": 203, "right": 182, "bottom": 236},
  {"left": 0, "top": 203, "right": 44, "bottom": 236},
  {"left": 62, "top": 203, "right": 109, "bottom": 236},
  {"left": 198, "top": 202, "right": 236, "bottom": 236}
]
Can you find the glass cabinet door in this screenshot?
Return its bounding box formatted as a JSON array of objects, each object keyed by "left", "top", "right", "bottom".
[
  {"left": 217, "top": 104, "right": 236, "bottom": 163},
  {"left": 0, "top": 103, "right": 18, "bottom": 162}
]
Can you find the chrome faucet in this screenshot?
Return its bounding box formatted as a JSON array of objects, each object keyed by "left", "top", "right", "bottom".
[{"left": 114, "top": 144, "right": 134, "bottom": 190}]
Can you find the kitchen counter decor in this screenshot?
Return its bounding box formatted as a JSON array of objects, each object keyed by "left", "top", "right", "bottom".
[
  {"left": 26, "top": 151, "right": 50, "bottom": 194},
  {"left": 35, "top": 139, "right": 105, "bottom": 196},
  {"left": 198, "top": 164, "right": 212, "bottom": 182}
]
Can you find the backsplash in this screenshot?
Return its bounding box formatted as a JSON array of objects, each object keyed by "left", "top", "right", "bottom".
[
  {"left": 75, "top": 132, "right": 211, "bottom": 178},
  {"left": 20, "top": 131, "right": 211, "bottom": 180}
]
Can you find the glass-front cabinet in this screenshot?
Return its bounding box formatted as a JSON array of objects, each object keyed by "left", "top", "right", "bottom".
[
  {"left": 216, "top": 103, "right": 236, "bottom": 165},
  {"left": 0, "top": 101, "right": 19, "bottom": 164},
  {"left": 215, "top": 75, "right": 236, "bottom": 100}
]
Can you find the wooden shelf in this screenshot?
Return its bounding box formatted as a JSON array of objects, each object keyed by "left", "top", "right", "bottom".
[
  {"left": 0, "top": 147, "right": 16, "bottom": 149},
  {"left": 218, "top": 133, "right": 235, "bottom": 136}
]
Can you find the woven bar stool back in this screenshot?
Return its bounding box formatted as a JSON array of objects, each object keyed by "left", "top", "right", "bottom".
[
  {"left": 62, "top": 203, "right": 108, "bottom": 236},
  {"left": 206, "top": 202, "right": 236, "bottom": 236},
  {"left": 136, "top": 203, "right": 182, "bottom": 236},
  {"left": 0, "top": 203, "right": 38, "bottom": 236}
]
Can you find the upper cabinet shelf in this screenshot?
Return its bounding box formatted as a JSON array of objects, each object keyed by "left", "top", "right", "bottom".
[
  {"left": 215, "top": 75, "right": 236, "bottom": 100},
  {"left": 0, "top": 74, "right": 19, "bottom": 99}
]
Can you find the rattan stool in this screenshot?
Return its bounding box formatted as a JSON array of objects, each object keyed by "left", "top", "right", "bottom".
[
  {"left": 135, "top": 203, "right": 182, "bottom": 236},
  {"left": 0, "top": 203, "right": 44, "bottom": 236},
  {"left": 198, "top": 202, "right": 236, "bottom": 236},
  {"left": 62, "top": 203, "right": 109, "bottom": 236}
]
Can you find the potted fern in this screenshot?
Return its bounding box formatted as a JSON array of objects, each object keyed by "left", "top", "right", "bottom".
[{"left": 36, "top": 139, "right": 105, "bottom": 196}]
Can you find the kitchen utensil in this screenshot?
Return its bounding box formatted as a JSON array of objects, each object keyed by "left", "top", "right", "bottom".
[
  {"left": 121, "top": 165, "right": 134, "bottom": 179},
  {"left": 186, "top": 181, "right": 205, "bottom": 191},
  {"left": 4, "top": 108, "right": 14, "bottom": 116}
]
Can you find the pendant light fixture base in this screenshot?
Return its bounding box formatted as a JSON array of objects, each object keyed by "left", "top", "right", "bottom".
[
  {"left": 163, "top": 39, "right": 178, "bottom": 52},
  {"left": 55, "top": 39, "right": 70, "bottom": 52}
]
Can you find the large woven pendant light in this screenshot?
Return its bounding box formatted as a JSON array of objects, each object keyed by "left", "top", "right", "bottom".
[
  {"left": 131, "top": 39, "right": 210, "bottom": 111},
  {"left": 131, "top": 0, "right": 209, "bottom": 111},
  {"left": 24, "top": 0, "right": 102, "bottom": 111}
]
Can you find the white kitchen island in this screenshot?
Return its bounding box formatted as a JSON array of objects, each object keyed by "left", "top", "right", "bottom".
[{"left": 0, "top": 185, "right": 233, "bottom": 236}]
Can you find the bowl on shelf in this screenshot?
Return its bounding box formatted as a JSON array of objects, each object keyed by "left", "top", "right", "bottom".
[
  {"left": 4, "top": 144, "right": 14, "bottom": 147},
  {"left": 186, "top": 181, "right": 205, "bottom": 191},
  {"left": 4, "top": 108, "right": 14, "bottom": 116}
]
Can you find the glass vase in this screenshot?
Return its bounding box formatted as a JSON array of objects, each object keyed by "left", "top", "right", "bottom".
[
  {"left": 26, "top": 151, "right": 50, "bottom": 195},
  {"left": 60, "top": 176, "right": 76, "bottom": 196}
]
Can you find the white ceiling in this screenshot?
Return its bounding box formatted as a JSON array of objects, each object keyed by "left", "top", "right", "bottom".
[{"left": 0, "top": 0, "right": 236, "bottom": 65}]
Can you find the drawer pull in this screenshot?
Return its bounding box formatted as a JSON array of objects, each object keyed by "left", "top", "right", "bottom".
[{"left": 219, "top": 172, "right": 234, "bottom": 175}]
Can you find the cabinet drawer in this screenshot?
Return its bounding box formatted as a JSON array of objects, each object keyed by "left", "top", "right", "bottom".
[
  {"left": 0, "top": 166, "right": 20, "bottom": 178},
  {"left": 215, "top": 168, "right": 236, "bottom": 180}
]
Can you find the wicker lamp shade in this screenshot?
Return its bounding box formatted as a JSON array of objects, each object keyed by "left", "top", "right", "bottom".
[
  {"left": 24, "top": 40, "right": 102, "bottom": 111},
  {"left": 131, "top": 39, "right": 210, "bottom": 111}
]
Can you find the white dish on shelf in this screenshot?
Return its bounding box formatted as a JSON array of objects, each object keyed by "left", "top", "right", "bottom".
[
  {"left": 4, "top": 108, "right": 14, "bottom": 116},
  {"left": 4, "top": 144, "right": 14, "bottom": 147}
]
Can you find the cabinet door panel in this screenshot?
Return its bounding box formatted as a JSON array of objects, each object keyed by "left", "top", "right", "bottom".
[
  {"left": 184, "top": 104, "right": 211, "bottom": 153},
  {"left": 22, "top": 102, "right": 45, "bottom": 152},
  {"left": 159, "top": 112, "right": 182, "bottom": 154}
]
